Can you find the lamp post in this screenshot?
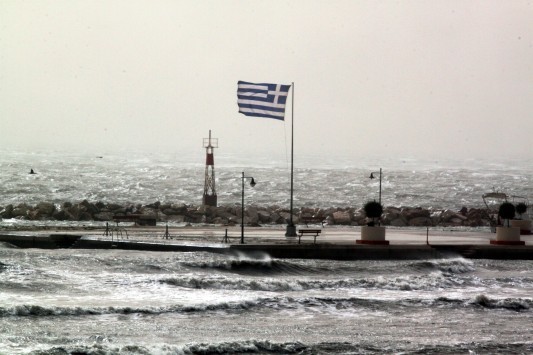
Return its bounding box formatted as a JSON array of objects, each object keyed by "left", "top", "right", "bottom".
[
  {"left": 241, "top": 171, "right": 256, "bottom": 244},
  {"left": 369, "top": 168, "right": 382, "bottom": 205}
]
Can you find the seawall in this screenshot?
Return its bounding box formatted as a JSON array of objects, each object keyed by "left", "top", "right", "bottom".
[{"left": 1, "top": 233, "right": 531, "bottom": 260}]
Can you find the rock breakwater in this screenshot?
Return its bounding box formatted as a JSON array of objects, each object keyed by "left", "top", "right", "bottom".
[{"left": 0, "top": 200, "right": 494, "bottom": 228}]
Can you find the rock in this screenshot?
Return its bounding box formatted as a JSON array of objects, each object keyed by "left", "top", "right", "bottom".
[
  {"left": 36, "top": 202, "right": 56, "bottom": 217},
  {"left": 257, "top": 210, "right": 271, "bottom": 223},
  {"left": 382, "top": 211, "right": 399, "bottom": 225},
  {"left": 80, "top": 200, "right": 99, "bottom": 215},
  {"left": 94, "top": 212, "right": 114, "bottom": 221},
  {"left": 246, "top": 206, "right": 259, "bottom": 224},
  {"left": 449, "top": 217, "right": 464, "bottom": 225},
  {"left": 279, "top": 212, "right": 292, "bottom": 223},
  {"left": 390, "top": 218, "right": 407, "bottom": 227},
  {"left": 145, "top": 201, "right": 161, "bottom": 209},
  {"left": 52, "top": 210, "right": 70, "bottom": 221},
  {"left": 212, "top": 217, "right": 227, "bottom": 225},
  {"left": 408, "top": 216, "right": 433, "bottom": 226},
  {"left": 65, "top": 205, "right": 83, "bottom": 220},
  {"left": 205, "top": 206, "right": 218, "bottom": 217},
  {"left": 385, "top": 206, "right": 402, "bottom": 214},
  {"left": 185, "top": 211, "right": 204, "bottom": 223},
  {"left": 166, "top": 215, "right": 186, "bottom": 223},
  {"left": 227, "top": 214, "right": 240, "bottom": 224},
  {"left": 12, "top": 204, "right": 30, "bottom": 218},
  {"left": 171, "top": 203, "right": 188, "bottom": 214},
  {"left": 0, "top": 204, "right": 14, "bottom": 218},
  {"left": 142, "top": 208, "right": 159, "bottom": 217},
  {"left": 216, "top": 209, "right": 237, "bottom": 221},
  {"left": 163, "top": 208, "right": 178, "bottom": 215},
  {"left": 269, "top": 213, "right": 283, "bottom": 224},
  {"left": 0, "top": 200, "right": 496, "bottom": 228},
  {"left": 439, "top": 209, "right": 457, "bottom": 222},
  {"left": 332, "top": 210, "right": 352, "bottom": 225},
  {"left": 79, "top": 212, "right": 93, "bottom": 221},
  {"left": 106, "top": 203, "right": 123, "bottom": 212},
  {"left": 352, "top": 209, "right": 366, "bottom": 224},
  {"left": 402, "top": 207, "right": 430, "bottom": 220},
  {"left": 159, "top": 204, "right": 172, "bottom": 211}
]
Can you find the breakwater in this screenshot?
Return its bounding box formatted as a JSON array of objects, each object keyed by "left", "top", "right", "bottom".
[
  {"left": 1, "top": 233, "right": 532, "bottom": 260},
  {"left": 0, "top": 200, "right": 493, "bottom": 228}
]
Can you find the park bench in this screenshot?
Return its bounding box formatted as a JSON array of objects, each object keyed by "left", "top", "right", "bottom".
[{"left": 297, "top": 229, "right": 322, "bottom": 244}]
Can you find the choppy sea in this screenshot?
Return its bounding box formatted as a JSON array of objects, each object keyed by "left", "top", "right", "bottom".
[
  {"left": 0, "top": 247, "right": 532, "bottom": 354},
  {"left": 0, "top": 149, "right": 532, "bottom": 354},
  {"left": 0, "top": 149, "right": 531, "bottom": 210}
]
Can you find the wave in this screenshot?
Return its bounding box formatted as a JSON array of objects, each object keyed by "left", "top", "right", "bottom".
[
  {"left": 181, "top": 256, "right": 325, "bottom": 276},
  {"left": 183, "top": 256, "right": 478, "bottom": 276},
  {"left": 25, "top": 339, "right": 533, "bottom": 355},
  {"left": 3, "top": 295, "right": 530, "bottom": 319},
  {"left": 406, "top": 257, "right": 476, "bottom": 274},
  {"left": 26, "top": 341, "right": 307, "bottom": 355},
  {"left": 160, "top": 271, "right": 463, "bottom": 291},
  {"left": 470, "top": 294, "right": 532, "bottom": 311}
]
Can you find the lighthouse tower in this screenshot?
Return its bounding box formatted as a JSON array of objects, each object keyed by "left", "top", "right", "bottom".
[{"left": 202, "top": 130, "right": 218, "bottom": 207}]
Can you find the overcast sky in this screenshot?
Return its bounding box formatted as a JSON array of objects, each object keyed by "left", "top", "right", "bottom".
[{"left": 1, "top": 1, "right": 532, "bottom": 162}]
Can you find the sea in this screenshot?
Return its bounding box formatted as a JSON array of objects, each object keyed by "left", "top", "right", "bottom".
[
  {"left": 0, "top": 149, "right": 532, "bottom": 211},
  {"left": 0, "top": 149, "right": 532, "bottom": 354}
]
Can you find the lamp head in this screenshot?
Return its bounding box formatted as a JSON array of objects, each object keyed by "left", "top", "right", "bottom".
[
  {"left": 250, "top": 178, "right": 256, "bottom": 187},
  {"left": 369, "top": 173, "right": 375, "bottom": 179}
]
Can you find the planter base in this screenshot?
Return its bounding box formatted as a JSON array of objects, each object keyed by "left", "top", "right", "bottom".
[
  {"left": 510, "top": 220, "right": 532, "bottom": 235},
  {"left": 356, "top": 239, "right": 390, "bottom": 245},
  {"left": 490, "top": 240, "right": 525, "bottom": 246},
  {"left": 511, "top": 219, "right": 531, "bottom": 235}
]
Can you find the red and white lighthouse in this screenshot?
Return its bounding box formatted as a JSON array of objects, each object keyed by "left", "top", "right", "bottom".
[{"left": 202, "top": 130, "right": 218, "bottom": 207}]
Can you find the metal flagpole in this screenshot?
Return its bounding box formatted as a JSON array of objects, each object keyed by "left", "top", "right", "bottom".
[{"left": 285, "top": 82, "right": 296, "bottom": 237}]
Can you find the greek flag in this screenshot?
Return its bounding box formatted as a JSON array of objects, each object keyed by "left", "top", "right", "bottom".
[{"left": 237, "top": 81, "right": 291, "bottom": 120}]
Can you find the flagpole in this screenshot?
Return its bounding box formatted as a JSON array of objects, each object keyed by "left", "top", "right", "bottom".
[{"left": 285, "top": 82, "right": 296, "bottom": 237}]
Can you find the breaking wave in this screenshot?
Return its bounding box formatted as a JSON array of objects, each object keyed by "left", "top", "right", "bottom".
[
  {"left": 182, "top": 256, "right": 477, "bottom": 276},
  {"left": 4, "top": 295, "right": 530, "bottom": 318},
  {"left": 160, "top": 272, "right": 464, "bottom": 291},
  {"left": 470, "top": 294, "right": 532, "bottom": 311},
  {"left": 25, "top": 340, "right": 533, "bottom": 355},
  {"left": 406, "top": 257, "right": 476, "bottom": 274},
  {"left": 181, "top": 257, "right": 324, "bottom": 275}
]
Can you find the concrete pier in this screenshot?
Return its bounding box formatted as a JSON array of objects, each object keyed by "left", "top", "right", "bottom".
[{"left": 0, "top": 226, "right": 531, "bottom": 260}]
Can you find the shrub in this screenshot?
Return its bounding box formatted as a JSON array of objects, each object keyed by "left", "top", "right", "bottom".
[
  {"left": 364, "top": 200, "right": 383, "bottom": 225},
  {"left": 498, "top": 202, "right": 515, "bottom": 227},
  {"left": 515, "top": 202, "right": 528, "bottom": 218}
]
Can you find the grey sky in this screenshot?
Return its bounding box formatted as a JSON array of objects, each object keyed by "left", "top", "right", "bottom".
[{"left": 1, "top": 1, "right": 532, "bottom": 161}]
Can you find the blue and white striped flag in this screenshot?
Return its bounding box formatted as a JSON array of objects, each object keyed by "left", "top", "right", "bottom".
[{"left": 237, "top": 81, "right": 291, "bottom": 120}]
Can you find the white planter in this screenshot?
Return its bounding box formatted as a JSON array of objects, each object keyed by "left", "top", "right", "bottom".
[
  {"left": 495, "top": 226, "right": 521, "bottom": 241},
  {"left": 510, "top": 220, "right": 532, "bottom": 235},
  {"left": 360, "top": 226, "right": 386, "bottom": 241}
]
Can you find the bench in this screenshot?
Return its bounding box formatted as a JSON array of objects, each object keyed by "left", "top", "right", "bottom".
[{"left": 297, "top": 229, "right": 322, "bottom": 244}]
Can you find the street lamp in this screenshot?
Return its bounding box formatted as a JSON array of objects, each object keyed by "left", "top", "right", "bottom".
[
  {"left": 241, "top": 171, "right": 256, "bottom": 244},
  {"left": 369, "top": 168, "right": 382, "bottom": 205}
]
